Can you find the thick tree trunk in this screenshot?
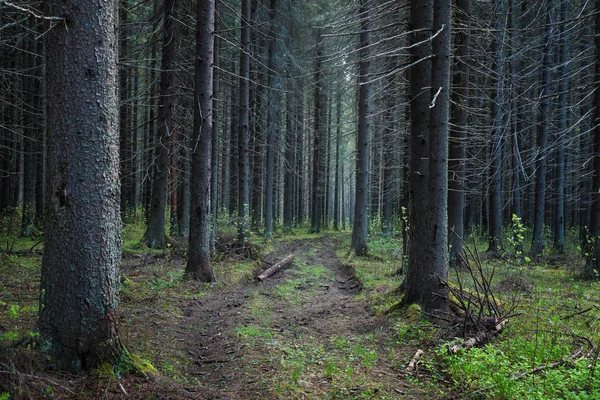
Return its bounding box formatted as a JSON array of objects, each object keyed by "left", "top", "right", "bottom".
[
  {"left": 448, "top": 0, "right": 470, "bottom": 266},
  {"left": 40, "top": 0, "right": 124, "bottom": 370},
  {"left": 210, "top": 0, "right": 221, "bottom": 251},
  {"left": 186, "top": 0, "right": 215, "bottom": 282},
  {"left": 403, "top": 0, "right": 432, "bottom": 306},
  {"left": 144, "top": 0, "right": 177, "bottom": 249},
  {"left": 351, "top": 0, "right": 372, "bottom": 256},
  {"left": 423, "top": 0, "right": 451, "bottom": 315}
]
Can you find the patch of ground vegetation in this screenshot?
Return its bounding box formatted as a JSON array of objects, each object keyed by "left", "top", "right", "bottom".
[{"left": 1, "top": 215, "right": 599, "bottom": 399}]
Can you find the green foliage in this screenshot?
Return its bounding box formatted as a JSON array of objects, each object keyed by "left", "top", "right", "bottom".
[{"left": 234, "top": 325, "right": 273, "bottom": 339}]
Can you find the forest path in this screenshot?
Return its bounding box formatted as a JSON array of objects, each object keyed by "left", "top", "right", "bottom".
[{"left": 179, "top": 233, "right": 428, "bottom": 399}]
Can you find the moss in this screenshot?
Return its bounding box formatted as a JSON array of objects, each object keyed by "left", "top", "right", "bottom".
[
  {"left": 91, "top": 362, "right": 115, "bottom": 378},
  {"left": 123, "top": 352, "right": 158, "bottom": 378},
  {"left": 403, "top": 303, "right": 421, "bottom": 322}
]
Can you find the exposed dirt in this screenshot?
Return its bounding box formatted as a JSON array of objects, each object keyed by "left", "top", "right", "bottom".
[
  {"left": 175, "top": 235, "right": 427, "bottom": 399},
  {"left": 1, "top": 234, "right": 433, "bottom": 399}
]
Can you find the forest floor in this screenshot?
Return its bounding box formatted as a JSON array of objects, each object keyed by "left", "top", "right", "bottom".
[{"left": 2, "top": 228, "right": 600, "bottom": 399}]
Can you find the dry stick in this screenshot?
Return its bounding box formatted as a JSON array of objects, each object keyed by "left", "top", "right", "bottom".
[
  {"left": 0, "top": 371, "right": 76, "bottom": 395},
  {"left": 406, "top": 349, "right": 424, "bottom": 372},
  {"left": 561, "top": 307, "right": 593, "bottom": 320},
  {"left": 257, "top": 254, "right": 294, "bottom": 281}
]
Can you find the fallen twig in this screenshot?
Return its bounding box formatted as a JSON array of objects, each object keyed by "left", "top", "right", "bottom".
[{"left": 406, "top": 349, "right": 424, "bottom": 372}]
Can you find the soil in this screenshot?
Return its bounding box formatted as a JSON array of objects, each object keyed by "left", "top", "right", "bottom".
[
  {"left": 174, "top": 235, "right": 427, "bottom": 399},
  {"left": 1, "top": 234, "right": 435, "bottom": 399}
]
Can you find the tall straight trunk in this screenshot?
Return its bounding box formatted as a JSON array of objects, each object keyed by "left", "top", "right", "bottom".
[
  {"left": 210, "top": 0, "right": 220, "bottom": 250},
  {"left": 448, "top": 0, "right": 470, "bottom": 265},
  {"left": 424, "top": 0, "right": 451, "bottom": 315},
  {"left": 488, "top": 0, "right": 504, "bottom": 257},
  {"left": 40, "top": 0, "right": 124, "bottom": 370},
  {"left": 265, "top": 0, "right": 279, "bottom": 238},
  {"left": 296, "top": 85, "right": 305, "bottom": 227},
  {"left": 251, "top": 80, "right": 265, "bottom": 232},
  {"left": 311, "top": 35, "right": 325, "bottom": 233},
  {"left": 238, "top": 0, "right": 251, "bottom": 242},
  {"left": 531, "top": 0, "right": 554, "bottom": 257},
  {"left": 351, "top": 0, "right": 372, "bottom": 255},
  {"left": 382, "top": 86, "right": 395, "bottom": 237},
  {"left": 283, "top": 78, "right": 295, "bottom": 232},
  {"left": 119, "top": 0, "right": 132, "bottom": 220},
  {"left": 509, "top": 0, "right": 523, "bottom": 255},
  {"left": 403, "top": 0, "right": 432, "bottom": 305},
  {"left": 334, "top": 91, "right": 342, "bottom": 231},
  {"left": 34, "top": 29, "right": 45, "bottom": 225},
  {"left": 21, "top": 24, "right": 36, "bottom": 236},
  {"left": 585, "top": 0, "right": 600, "bottom": 278},
  {"left": 144, "top": 0, "right": 177, "bottom": 249},
  {"left": 186, "top": 0, "right": 215, "bottom": 282},
  {"left": 554, "top": 0, "right": 568, "bottom": 253}
]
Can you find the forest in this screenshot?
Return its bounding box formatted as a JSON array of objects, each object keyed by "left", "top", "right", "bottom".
[{"left": 1, "top": 0, "right": 600, "bottom": 398}]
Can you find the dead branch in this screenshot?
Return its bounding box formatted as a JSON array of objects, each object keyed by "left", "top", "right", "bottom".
[
  {"left": 257, "top": 254, "right": 294, "bottom": 281},
  {"left": 406, "top": 349, "right": 424, "bottom": 372}
]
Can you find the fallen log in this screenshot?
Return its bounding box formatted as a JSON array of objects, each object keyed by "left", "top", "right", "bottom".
[{"left": 257, "top": 254, "right": 294, "bottom": 281}]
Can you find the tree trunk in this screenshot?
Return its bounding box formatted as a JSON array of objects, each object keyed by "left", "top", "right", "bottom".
[
  {"left": 144, "top": 0, "right": 177, "bottom": 249},
  {"left": 39, "top": 0, "right": 124, "bottom": 370},
  {"left": 554, "top": 0, "right": 568, "bottom": 253},
  {"left": 265, "top": 0, "right": 279, "bottom": 238},
  {"left": 448, "top": 0, "right": 470, "bottom": 266},
  {"left": 585, "top": 0, "right": 600, "bottom": 279},
  {"left": 237, "top": 0, "right": 251, "bottom": 242},
  {"left": 311, "top": 35, "right": 325, "bottom": 233},
  {"left": 487, "top": 0, "right": 505, "bottom": 258},
  {"left": 119, "top": 0, "right": 132, "bottom": 220},
  {"left": 210, "top": 0, "right": 221, "bottom": 251},
  {"left": 284, "top": 74, "right": 295, "bottom": 233},
  {"left": 403, "top": 0, "right": 432, "bottom": 306},
  {"left": 186, "top": 0, "right": 215, "bottom": 282},
  {"left": 351, "top": 0, "right": 372, "bottom": 256},
  {"left": 334, "top": 91, "right": 342, "bottom": 231},
  {"left": 423, "top": 0, "right": 451, "bottom": 315},
  {"left": 531, "top": 0, "right": 554, "bottom": 258}
]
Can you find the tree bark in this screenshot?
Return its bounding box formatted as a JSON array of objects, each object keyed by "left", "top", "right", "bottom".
[
  {"left": 351, "top": 0, "right": 372, "bottom": 256},
  {"left": 210, "top": 0, "right": 221, "bottom": 251},
  {"left": 144, "top": 0, "right": 177, "bottom": 249},
  {"left": 424, "top": 0, "right": 451, "bottom": 315},
  {"left": 186, "top": 0, "right": 215, "bottom": 282},
  {"left": 531, "top": 0, "right": 554, "bottom": 258},
  {"left": 39, "top": 0, "right": 124, "bottom": 370},
  {"left": 238, "top": 0, "right": 251, "bottom": 242},
  {"left": 487, "top": 0, "right": 505, "bottom": 258},
  {"left": 554, "top": 0, "right": 568, "bottom": 253},
  {"left": 403, "top": 0, "right": 432, "bottom": 306},
  {"left": 585, "top": 0, "right": 600, "bottom": 279},
  {"left": 311, "top": 35, "right": 325, "bottom": 233},
  {"left": 448, "top": 0, "right": 470, "bottom": 266},
  {"left": 265, "top": 0, "right": 279, "bottom": 238}
]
